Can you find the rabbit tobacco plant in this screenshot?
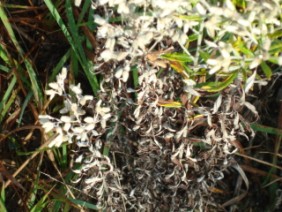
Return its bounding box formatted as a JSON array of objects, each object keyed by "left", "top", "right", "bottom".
[
  {"left": 40, "top": 0, "right": 282, "bottom": 210},
  {"left": 39, "top": 68, "right": 122, "bottom": 207},
  {"left": 40, "top": 64, "right": 248, "bottom": 210}
]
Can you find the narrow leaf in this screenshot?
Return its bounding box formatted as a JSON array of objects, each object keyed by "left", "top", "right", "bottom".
[
  {"left": 0, "top": 5, "right": 43, "bottom": 104},
  {"left": 158, "top": 99, "right": 182, "bottom": 108},
  {"left": 199, "top": 72, "right": 238, "bottom": 92},
  {"left": 161, "top": 52, "right": 193, "bottom": 63},
  {"left": 260, "top": 61, "right": 272, "bottom": 79}
]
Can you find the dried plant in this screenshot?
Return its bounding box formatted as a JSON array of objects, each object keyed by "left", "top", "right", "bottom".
[{"left": 39, "top": 0, "right": 282, "bottom": 210}]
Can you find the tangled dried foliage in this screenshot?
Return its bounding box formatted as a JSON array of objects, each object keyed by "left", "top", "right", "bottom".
[
  {"left": 40, "top": 0, "right": 282, "bottom": 210},
  {"left": 40, "top": 68, "right": 253, "bottom": 210},
  {"left": 112, "top": 75, "right": 254, "bottom": 210}
]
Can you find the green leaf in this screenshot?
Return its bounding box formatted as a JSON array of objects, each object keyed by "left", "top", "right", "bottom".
[
  {"left": 260, "top": 62, "right": 272, "bottom": 79},
  {"left": 232, "top": 0, "right": 247, "bottom": 9},
  {"left": 132, "top": 65, "right": 139, "bottom": 88},
  {"left": 0, "top": 65, "right": 10, "bottom": 73},
  {"left": 233, "top": 38, "right": 254, "bottom": 57},
  {"left": 269, "top": 40, "right": 282, "bottom": 55},
  {"left": 188, "top": 34, "right": 198, "bottom": 42},
  {"left": 177, "top": 14, "right": 203, "bottom": 22},
  {"left": 199, "top": 50, "right": 210, "bottom": 62},
  {"left": 161, "top": 52, "right": 193, "bottom": 63},
  {"left": 198, "top": 72, "right": 238, "bottom": 92},
  {"left": 157, "top": 100, "right": 182, "bottom": 108},
  {"left": 0, "top": 43, "right": 10, "bottom": 65},
  {"left": 237, "top": 44, "right": 254, "bottom": 57},
  {"left": 268, "top": 29, "right": 282, "bottom": 39},
  {"left": 267, "top": 57, "right": 281, "bottom": 65}
]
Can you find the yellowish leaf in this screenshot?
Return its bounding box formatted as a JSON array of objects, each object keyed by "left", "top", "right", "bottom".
[
  {"left": 157, "top": 99, "right": 182, "bottom": 108},
  {"left": 170, "top": 61, "right": 189, "bottom": 79},
  {"left": 208, "top": 186, "right": 225, "bottom": 194}
]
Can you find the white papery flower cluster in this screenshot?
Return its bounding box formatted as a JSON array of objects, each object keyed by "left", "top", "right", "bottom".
[
  {"left": 39, "top": 68, "right": 111, "bottom": 148},
  {"left": 93, "top": 0, "right": 192, "bottom": 62},
  {"left": 39, "top": 68, "right": 126, "bottom": 208},
  {"left": 202, "top": 0, "right": 281, "bottom": 74},
  {"left": 93, "top": 0, "right": 281, "bottom": 95}
]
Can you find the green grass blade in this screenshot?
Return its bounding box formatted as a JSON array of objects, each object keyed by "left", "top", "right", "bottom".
[
  {"left": 43, "top": 0, "right": 99, "bottom": 95},
  {"left": 65, "top": 0, "right": 99, "bottom": 93},
  {"left": 88, "top": 6, "right": 96, "bottom": 30},
  {"left": 30, "top": 195, "right": 49, "bottom": 212},
  {"left": 0, "top": 4, "right": 23, "bottom": 55},
  {"left": 53, "top": 200, "right": 62, "bottom": 212},
  {"left": 0, "top": 65, "right": 10, "bottom": 73},
  {"left": 63, "top": 202, "right": 71, "bottom": 212},
  {"left": 132, "top": 66, "right": 139, "bottom": 88},
  {"left": 17, "top": 90, "right": 33, "bottom": 126},
  {"left": 43, "top": 0, "right": 72, "bottom": 44},
  {"left": 77, "top": 0, "right": 92, "bottom": 24},
  {"left": 30, "top": 186, "right": 54, "bottom": 212},
  {"left": 44, "top": 144, "right": 68, "bottom": 169},
  {"left": 23, "top": 60, "right": 43, "bottom": 105},
  {"left": 70, "top": 50, "right": 79, "bottom": 78},
  {"left": 65, "top": 0, "right": 86, "bottom": 61},
  {"left": 0, "top": 43, "right": 10, "bottom": 66},
  {"left": 0, "top": 198, "right": 7, "bottom": 212},
  {"left": 53, "top": 170, "right": 78, "bottom": 211},
  {"left": 0, "top": 185, "right": 6, "bottom": 212},
  {"left": 0, "top": 3, "right": 43, "bottom": 104},
  {"left": 62, "top": 145, "right": 68, "bottom": 169},
  {"left": 0, "top": 89, "right": 18, "bottom": 123},
  {"left": 27, "top": 172, "right": 41, "bottom": 210},
  {"left": 49, "top": 49, "right": 71, "bottom": 82},
  {"left": 251, "top": 123, "right": 282, "bottom": 136},
  {"left": 0, "top": 75, "right": 17, "bottom": 123}
]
